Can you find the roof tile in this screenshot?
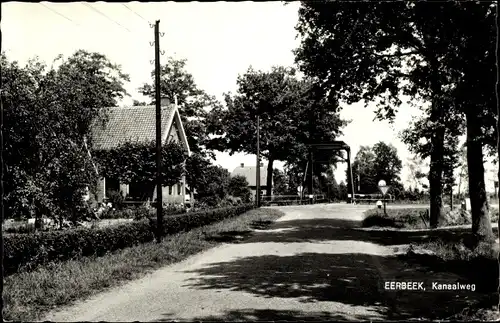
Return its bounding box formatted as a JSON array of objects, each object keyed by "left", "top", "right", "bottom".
[{"left": 91, "top": 105, "right": 176, "bottom": 150}]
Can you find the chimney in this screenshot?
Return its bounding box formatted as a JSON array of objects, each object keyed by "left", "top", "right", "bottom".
[
  {"left": 240, "top": 163, "right": 244, "bottom": 168},
  {"left": 160, "top": 96, "right": 170, "bottom": 106}
]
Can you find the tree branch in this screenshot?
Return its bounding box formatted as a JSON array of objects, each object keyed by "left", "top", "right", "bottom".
[{"left": 372, "top": 50, "right": 420, "bottom": 58}]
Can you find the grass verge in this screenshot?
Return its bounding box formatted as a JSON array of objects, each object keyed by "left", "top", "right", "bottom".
[
  {"left": 400, "top": 236, "right": 499, "bottom": 321},
  {"left": 361, "top": 206, "right": 499, "bottom": 320},
  {"left": 362, "top": 207, "right": 499, "bottom": 229},
  {"left": 362, "top": 208, "right": 427, "bottom": 229},
  {"left": 3, "top": 208, "right": 284, "bottom": 322}
]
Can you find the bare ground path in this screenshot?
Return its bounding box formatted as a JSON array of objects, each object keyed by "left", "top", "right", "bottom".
[{"left": 42, "top": 204, "right": 494, "bottom": 322}]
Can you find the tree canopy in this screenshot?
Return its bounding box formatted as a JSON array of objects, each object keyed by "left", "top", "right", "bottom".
[
  {"left": 2, "top": 50, "right": 130, "bottom": 220},
  {"left": 93, "top": 140, "right": 186, "bottom": 194},
  {"left": 139, "top": 57, "right": 222, "bottom": 156},
  {"left": 208, "top": 65, "right": 347, "bottom": 196},
  {"left": 294, "top": 1, "right": 496, "bottom": 240},
  {"left": 350, "top": 142, "right": 402, "bottom": 194}
]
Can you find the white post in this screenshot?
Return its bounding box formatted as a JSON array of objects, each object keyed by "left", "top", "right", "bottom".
[
  {"left": 102, "top": 177, "right": 107, "bottom": 201},
  {"left": 182, "top": 176, "right": 186, "bottom": 204}
]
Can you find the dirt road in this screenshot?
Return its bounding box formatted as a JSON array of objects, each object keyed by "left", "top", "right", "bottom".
[{"left": 42, "top": 204, "right": 491, "bottom": 322}]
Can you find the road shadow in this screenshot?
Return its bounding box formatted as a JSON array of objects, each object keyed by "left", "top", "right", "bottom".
[
  {"left": 203, "top": 219, "right": 277, "bottom": 243},
  {"left": 182, "top": 251, "right": 493, "bottom": 320},
  {"left": 244, "top": 216, "right": 498, "bottom": 292},
  {"left": 155, "top": 309, "right": 379, "bottom": 321},
  {"left": 244, "top": 217, "right": 498, "bottom": 247}
]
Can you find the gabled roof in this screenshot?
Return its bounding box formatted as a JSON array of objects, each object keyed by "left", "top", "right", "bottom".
[
  {"left": 231, "top": 165, "right": 269, "bottom": 187},
  {"left": 91, "top": 105, "right": 191, "bottom": 156}
]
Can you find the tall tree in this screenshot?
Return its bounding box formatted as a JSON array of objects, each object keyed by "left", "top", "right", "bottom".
[
  {"left": 140, "top": 57, "right": 221, "bottom": 156},
  {"left": 446, "top": 3, "right": 496, "bottom": 241},
  {"left": 208, "top": 66, "right": 346, "bottom": 196},
  {"left": 228, "top": 175, "right": 252, "bottom": 202},
  {"left": 401, "top": 112, "right": 463, "bottom": 203},
  {"left": 272, "top": 168, "right": 289, "bottom": 196},
  {"left": 349, "top": 142, "right": 402, "bottom": 194},
  {"left": 456, "top": 144, "right": 469, "bottom": 199},
  {"left": 372, "top": 141, "right": 403, "bottom": 184},
  {"left": 294, "top": 1, "right": 457, "bottom": 227},
  {"left": 325, "top": 167, "right": 341, "bottom": 201},
  {"left": 194, "top": 165, "right": 231, "bottom": 207},
  {"left": 351, "top": 146, "right": 377, "bottom": 194},
  {"left": 294, "top": 1, "right": 496, "bottom": 239},
  {"left": 2, "top": 50, "right": 129, "bottom": 221},
  {"left": 405, "top": 154, "right": 428, "bottom": 192}
]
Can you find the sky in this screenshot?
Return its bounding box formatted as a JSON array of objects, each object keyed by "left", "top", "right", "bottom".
[{"left": 3, "top": 1, "right": 497, "bottom": 193}]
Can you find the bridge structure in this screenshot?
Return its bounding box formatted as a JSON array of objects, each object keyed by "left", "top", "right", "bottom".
[{"left": 303, "top": 141, "right": 355, "bottom": 204}]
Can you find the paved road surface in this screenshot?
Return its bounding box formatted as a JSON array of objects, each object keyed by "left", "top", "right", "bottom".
[{"left": 42, "top": 204, "right": 493, "bottom": 322}]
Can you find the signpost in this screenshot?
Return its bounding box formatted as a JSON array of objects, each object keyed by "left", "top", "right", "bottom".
[{"left": 378, "top": 180, "right": 390, "bottom": 216}]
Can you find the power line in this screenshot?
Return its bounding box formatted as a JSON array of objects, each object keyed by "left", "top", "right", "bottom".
[
  {"left": 122, "top": 3, "right": 149, "bottom": 23},
  {"left": 83, "top": 3, "right": 131, "bottom": 33},
  {"left": 40, "top": 3, "right": 79, "bottom": 26}
]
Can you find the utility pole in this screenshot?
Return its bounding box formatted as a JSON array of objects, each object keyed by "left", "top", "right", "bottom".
[
  {"left": 256, "top": 115, "right": 261, "bottom": 207},
  {"left": 154, "top": 20, "right": 163, "bottom": 243}
]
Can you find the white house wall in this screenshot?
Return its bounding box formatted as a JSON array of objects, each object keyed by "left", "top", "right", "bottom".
[{"left": 168, "top": 123, "right": 180, "bottom": 143}]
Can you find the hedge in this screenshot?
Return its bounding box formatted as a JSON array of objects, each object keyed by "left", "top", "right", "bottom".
[{"left": 4, "top": 203, "right": 255, "bottom": 276}]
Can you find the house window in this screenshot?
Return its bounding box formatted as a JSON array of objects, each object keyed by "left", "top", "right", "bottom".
[
  {"left": 105, "top": 177, "right": 120, "bottom": 197},
  {"left": 177, "top": 183, "right": 182, "bottom": 195},
  {"left": 129, "top": 181, "right": 151, "bottom": 200},
  {"left": 169, "top": 186, "right": 172, "bottom": 195}
]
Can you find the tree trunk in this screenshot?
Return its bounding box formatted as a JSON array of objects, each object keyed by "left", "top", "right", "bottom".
[
  {"left": 266, "top": 159, "right": 274, "bottom": 196},
  {"left": 428, "top": 69, "right": 445, "bottom": 228},
  {"left": 496, "top": 14, "right": 500, "bottom": 298},
  {"left": 466, "top": 111, "right": 494, "bottom": 242},
  {"left": 428, "top": 125, "right": 445, "bottom": 228}
]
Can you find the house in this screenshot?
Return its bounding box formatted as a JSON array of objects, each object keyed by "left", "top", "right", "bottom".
[
  {"left": 91, "top": 97, "right": 191, "bottom": 204},
  {"left": 231, "top": 163, "right": 273, "bottom": 198}
]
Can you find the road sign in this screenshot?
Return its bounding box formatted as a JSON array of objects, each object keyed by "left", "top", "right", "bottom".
[{"left": 378, "top": 180, "right": 389, "bottom": 195}]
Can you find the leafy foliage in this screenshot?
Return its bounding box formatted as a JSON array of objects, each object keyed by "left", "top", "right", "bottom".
[
  {"left": 185, "top": 152, "right": 212, "bottom": 198},
  {"left": 2, "top": 50, "right": 129, "bottom": 221},
  {"left": 405, "top": 154, "right": 429, "bottom": 190},
  {"left": 139, "top": 57, "right": 222, "bottom": 156},
  {"left": 228, "top": 175, "right": 252, "bottom": 203},
  {"left": 190, "top": 163, "right": 230, "bottom": 207},
  {"left": 4, "top": 204, "right": 254, "bottom": 276},
  {"left": 208, "top": 66, "right": 347, "bottom": 195},
  {"left": 349, "top": 142, "right": 402, "bottom": 194},
  {"left": 400, "top": 111, "right": 463, "bottom": 196},
  {"left": 294, "top": 1, "right": 496, "bottom": 236},
  {"left": 272, "top": 169, "right": 290, "bottom": 196},
  {"left": 94, "top": 140, "right": 186, "bottom": 191}
]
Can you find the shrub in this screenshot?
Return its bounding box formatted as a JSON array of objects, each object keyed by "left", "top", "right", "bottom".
[
  {"left": 3, "top": 203, "right": 255, "bottom": 276},
  {"left": 228, "top": 175, "right": 252, "bottom": 202},
  {"left": 362, "top": 214, "right": 402, "bottom": 228},
  {"left": 106, "top": 190, "right": 125, "bottom": 210},
  {"left": 163, "top": 203, "right": 187, "bottom": 216}
]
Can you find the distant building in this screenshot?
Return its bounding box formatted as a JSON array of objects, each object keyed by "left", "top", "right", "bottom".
[{"left": 231, "top": 163, "right": 273, "bottom": 198}]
